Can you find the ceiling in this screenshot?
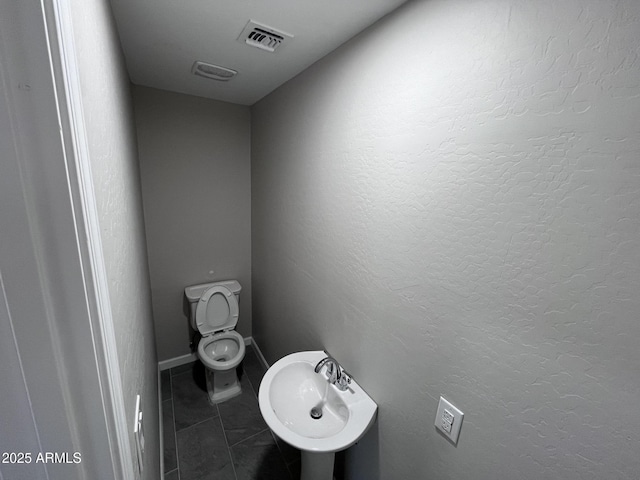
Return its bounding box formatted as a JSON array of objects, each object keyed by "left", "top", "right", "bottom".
[{"left": 108, "top": 0, "right": 408, "bottom": 106}]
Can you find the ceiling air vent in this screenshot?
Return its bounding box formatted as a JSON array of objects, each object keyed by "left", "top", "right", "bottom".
[
  {"left": 191, "top": 61, "right": 237, "bottom": 81},
  {"left": 237, "top": 20, "right": 293, "bottom": 53}
]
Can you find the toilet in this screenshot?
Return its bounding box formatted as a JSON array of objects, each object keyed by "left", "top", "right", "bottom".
[{"left": 185, "top": 280, "right": 245, "bottom": 404}]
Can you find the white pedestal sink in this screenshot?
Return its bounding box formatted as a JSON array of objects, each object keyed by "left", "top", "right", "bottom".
[{"left": 258, "top": 351, "right": 377, "bottom": 480}]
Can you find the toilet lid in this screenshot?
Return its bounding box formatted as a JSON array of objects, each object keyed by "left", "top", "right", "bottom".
[{"left": 195, "top": 285, "right": 239, "bottom": 336}]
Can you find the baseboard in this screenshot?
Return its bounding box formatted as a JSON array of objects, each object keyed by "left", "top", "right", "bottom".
[
  {"left": 248, "top": 336, "right": 270, "bottom": 370},
  {"left": 158, "top": 352, "right": 197, "bottom": 371}
]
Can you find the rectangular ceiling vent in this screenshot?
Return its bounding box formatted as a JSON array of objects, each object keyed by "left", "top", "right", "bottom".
[{"left": 237, "top": 20, "right": 293, "bottom": 53}]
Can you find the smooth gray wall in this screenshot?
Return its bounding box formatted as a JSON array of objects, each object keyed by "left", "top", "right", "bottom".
[
  {"left": 252, "top": 1, "right": 640, "bottom": 479},
  {"left": 133, "top": 86, "right": 252, "bottom": 361},
  {"left": 68, "top": 0, "right": 160, "bottom": 476}
]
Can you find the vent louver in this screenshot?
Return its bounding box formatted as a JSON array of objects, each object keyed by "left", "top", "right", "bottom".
[{"left": 238, "top": 20, "right": 293, "bottom": 53}]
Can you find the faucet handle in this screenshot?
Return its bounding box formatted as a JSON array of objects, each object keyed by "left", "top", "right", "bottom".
[{"left": 336, "top": 370, "right": 352, "bottom": 391}]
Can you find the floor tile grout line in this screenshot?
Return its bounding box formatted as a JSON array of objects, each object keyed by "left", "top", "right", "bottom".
[
  {"left": 285, "top": 461, "right": 297, "bottom": 480},
  {"left": 216, "top": 406, "right": 239, "bottom": 480},
  {"left": 174, "top": 414, "right": 220, "bottom": 434},
  {"left": 170, "top": 375, "right": 181, "bottom": 480},
  {"left": 245, "top": 371, "right": 260, "bottom": 398},
  {"left": 227, "top": 426, "right": 272, "bottom": 449},
  {"left": 268, "top": 429, "right": 286, "bottom": 457},
  {"left": 243, "top": 377, "right": 256, "bottom": 399}
]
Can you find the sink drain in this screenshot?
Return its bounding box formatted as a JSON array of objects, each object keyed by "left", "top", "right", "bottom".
[{"left": 310, "top": 406, "right": 323, "bottom": 419}]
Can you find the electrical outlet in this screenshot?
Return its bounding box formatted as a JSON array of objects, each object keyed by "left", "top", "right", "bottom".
[
  {"left": 441, "top": 408, "right": 454, "bottom": 433},
  {"left": 435, "top": 396, "right": 464, "bottom": 444}
]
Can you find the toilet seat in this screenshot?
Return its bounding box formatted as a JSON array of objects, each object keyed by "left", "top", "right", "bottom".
[
  {"left": 195, "top": 284, "right": 244, "bottom": 371},
  {"left": 195, "top": 285, "right": 239, "bottom": 336},
  {"left": 198, "top": 330, "right": 245, "bottom": 371}
]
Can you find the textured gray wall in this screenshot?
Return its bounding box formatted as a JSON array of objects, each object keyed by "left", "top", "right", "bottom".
[
  {"left": 134, "top": 86, "right": 252, "bottom": 361},
  {"left": 251, "top": 1, "right": 640, "bottom": 479},
  {"left": 68, "top": 0, "right": 160, "bottom": 476}
]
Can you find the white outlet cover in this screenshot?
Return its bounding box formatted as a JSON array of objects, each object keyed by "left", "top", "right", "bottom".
[{"left": 435, "top": 396, "right": 464, "bottom": 444}]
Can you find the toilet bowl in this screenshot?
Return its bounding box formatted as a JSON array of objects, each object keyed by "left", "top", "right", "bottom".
[
  {"left": 198, "top": 330, "right": 245, "bottom": 370},
  {"left": 185, "top": 280, "right": 245, "bottom": 404}
]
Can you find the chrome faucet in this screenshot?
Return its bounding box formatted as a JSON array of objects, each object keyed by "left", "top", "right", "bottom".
[{"left": 314, "top": 356, "right": 352, "bottom": 391}]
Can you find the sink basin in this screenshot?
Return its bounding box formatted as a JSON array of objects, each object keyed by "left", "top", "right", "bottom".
[{"left": 258, "top": 350, "right": 377, "bottom": 453}]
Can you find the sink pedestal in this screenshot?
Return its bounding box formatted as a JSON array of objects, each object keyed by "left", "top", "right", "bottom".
[{"left": 300, "top": 451, "right": 335, "bottom": 480}]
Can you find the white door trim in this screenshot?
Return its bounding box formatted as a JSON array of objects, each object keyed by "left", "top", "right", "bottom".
[{"left": 41, "top": 0, "right": 135, "bottom": 477}]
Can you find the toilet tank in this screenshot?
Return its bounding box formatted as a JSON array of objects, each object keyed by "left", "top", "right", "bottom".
[{"left": 184, "top": 280, "right": 242, "bottom": 330}]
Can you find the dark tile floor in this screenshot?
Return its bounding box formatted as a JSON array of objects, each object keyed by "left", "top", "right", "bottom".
[{"left": 161, "top": 345, "right": 301, "bottom": 480}]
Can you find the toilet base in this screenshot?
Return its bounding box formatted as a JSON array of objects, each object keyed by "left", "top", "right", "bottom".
[{"left": 205, "top": 367, "right": 241, "bottom": 404}]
